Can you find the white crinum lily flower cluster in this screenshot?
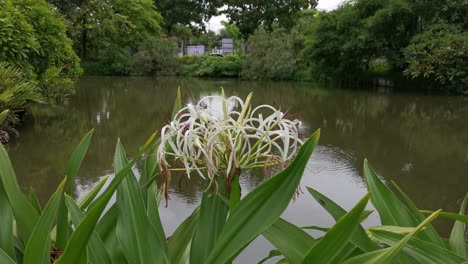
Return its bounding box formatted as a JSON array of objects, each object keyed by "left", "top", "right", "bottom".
[{"left": 157, "top": 91, "right": 304, "bottom": 193}]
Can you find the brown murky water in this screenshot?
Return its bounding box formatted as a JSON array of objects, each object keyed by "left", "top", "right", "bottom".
[{"left": 8, "top": 76, "right": 468, "bottom": 263}]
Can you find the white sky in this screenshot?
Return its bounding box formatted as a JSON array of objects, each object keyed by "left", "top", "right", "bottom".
[{"left": 207, "top": 0, "right": 344, "bottom": 32}]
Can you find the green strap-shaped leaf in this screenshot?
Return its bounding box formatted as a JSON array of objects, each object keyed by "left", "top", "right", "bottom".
[
  {"left": 168, "top": 207, "right": 200, "bottom": 264},
  {"left": 147, "top": 183, "right": 168, "bottom": 257},
  {"left": 449, "top": 193, "right": 467, "bottom": 258},
  {"left": 262, "top": 218, "right": 316, "bottom": 263},
  {"left": 114, "top": 140, "right": 168, "bottom": 264},
  {"left": 56, "top": 129, "right": 94, "bottom": 248},
  {"left": 0, "top": 248, "right": 15, "bottom": 264},
  {"left": 23, "top": 179, "right": 65, "bottom": 264},
  {"left": 343, "top": 210, "right": 441, "bottom": 264},
  {"left": 392, "top": 182, "right": 446, "bottom": 248},
  {"left": 55, "top": 132, "right": 157, "bottom": 264},
  {"left": 370, "top": 229, "right": 467, "bottom": 264},
  {"left": 258, "top": 250, "right": 282, "bottom": 264},
  {"left": 420, "top": 210, "right": 468, "bottom": 223},
  {"left": 206, "top": 130, "right": 320, "bottom": 264},
  {"left": 364, "top": 160, "right": 437, "bottom": 245},
  {"left": 303, "top": 193, "right": 371, "bottom": 264},
  {"left": 171, "top": 86, "right": 182, "bottom": 119},
  {"left": 140, "top": 140, "right": 159, "bottom": 189},
  {"left": 307, "top": 187, "right": 379, "bottom": 252},
  {"left": 96, "top": 205, "right": 128, "bottom": 264},
  {"left": 190, "top": 190, "right": 229, "bottom": 264},
  {"left": 65, "top": 195, "right": 111, "bottom": 264},
  {"left": 78, "top": 175, "right": 109, "bottom": 210},
  {"left": 0, "top": 143, "right": 39, "bottom": 243},
  {"left": 0, "top": 110, "right": 8, "bottom": 125},
  {"left": 29, "top": 187, "right": 42, "bottom": 214},
  {"left": 0, "top": 180, "right": 15, "bottom": 261}
]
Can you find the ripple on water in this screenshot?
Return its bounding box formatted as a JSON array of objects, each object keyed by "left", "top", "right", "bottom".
[{"left": 311, "top": 145, "right": 358, "bottom": 175}]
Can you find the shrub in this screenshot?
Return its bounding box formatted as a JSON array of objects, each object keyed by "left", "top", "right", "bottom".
[
  {"left": 404, "top": 22, "right": 468, "bottom": 94},
  {"left": 243, "top": 26, "right": 301, "bottom": 80},
  {"left": 131, "top": 38, "right": 179, "bottom": 76},
  {"left": 177, "top": 55, "right": 242, "bottom": 78}
]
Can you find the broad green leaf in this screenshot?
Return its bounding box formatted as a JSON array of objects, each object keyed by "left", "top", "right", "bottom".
[
  {"left": 171, "top": 86, "right": 182, "bottom": 119},
  {"left": 303, "top": 193, "right": 370, "bottom": 264},
  {"left": 96, "top": 205, "right": 128, "bottom": 264},
  {"left": 307, "top": 187, "right": 379, "bottom": 252},
  {"left": 23, "top": 179, "right": 65, "bottom": 264},
  {"left": 78, "top": 175, "right": 109, "bottom": 210},
  {"left": 343, "top": 210, "right": 441, "bottom": 264},
  {"left": 370, "top": 229, "right": 468, "bottom": 264},
  {"left": 0, "top": 143, "right": 39, "bottom": 243},
  {"left": 449, "top": 193, "right": 467, "bottom": 258},
  {"left": 420, "top": 210, "right": 468, "bottom": 223},
  {"left": 364, "top": 160, "right": 438, "bottom": 246},
  {"left": 392, "top": 182, "right": 446, "bottom": 248},
  {"left": 229, "top": 175, "right": 241, "bottom": 210},
  {"left": 0, "top": 180, "right": 15, "bottom": 260},
  {"left": 29, "top": 187, "right": 42, "bottom": 214},
  {"left": 190, "top": 187, "right": 229, "bottom": 264},
  {"left": 364, "top": 160, "right": 417, "bottom": 227},
  {"left": 206, "top": 130, "right": 320, "bottom": 264},
  {"left": 168, "top": 207, "right": 200, "bottom": 264},
  {"left": 140, "top": 140, "right": 160, "bottom": 188},
  {"left": 369, "top": 225, "right": 419, "bottom": 235},
  {"left": 332, "top": 243, "right": 358, "bottom": 263},
  {"left": 147, "top": 182, "right": 168, "bottom": 256},
  {"left": 258, "top": 250, "right": 282, "bottom": 264},
  {"left": 55, "top": 132, "right": 157, "bottom": 264},
  {"left": 114, "top": 140, "right": 168, "bottom": 264},
  {"left": 65, "top": 195, "right": 111, "bottom": 264},
  {"left": 0, "top": 248, "right": 15, "bottom": 264},
  {"left": 57, "top": 129, "right": 94, "bottom": 248},
  {"left": 262, "top": 218, "right": 316, "bottom": 263},
  {"left": 0, "top": 110, "right": 8, "bottom": 124}
]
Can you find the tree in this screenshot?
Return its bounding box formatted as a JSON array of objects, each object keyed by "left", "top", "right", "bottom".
[
  {"left": 404, "top": 22, "right": 468, "bottom": 94},
  {"left": 224, "top": 0, "right": 318, "bottom": 38},
  {"left": 0, "top": 0, "right": 81, "bottom": 104},
  {"left": 154, "top": 0, "right": 223, "bottom": 34}
]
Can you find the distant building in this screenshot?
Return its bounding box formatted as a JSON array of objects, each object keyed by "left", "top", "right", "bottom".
[
  {"left": 187, "top": 45, "right": 205, "bottom": 56},
  {"left": 221, "top": 38, "right": 234, "bottom": 54}
]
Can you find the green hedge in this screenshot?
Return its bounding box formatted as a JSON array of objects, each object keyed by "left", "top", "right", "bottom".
[{"left": 176, "top": 55, "right": 242, "bottom": 78}]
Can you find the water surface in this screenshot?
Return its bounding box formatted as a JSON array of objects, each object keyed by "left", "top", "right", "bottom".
[{"left": 9, "top": 76, "right": 468, "bottom": 262}]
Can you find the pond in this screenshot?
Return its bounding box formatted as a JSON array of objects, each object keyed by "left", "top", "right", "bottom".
[{"left": 8, "top": 76, "right": 468, "bottom": 262}]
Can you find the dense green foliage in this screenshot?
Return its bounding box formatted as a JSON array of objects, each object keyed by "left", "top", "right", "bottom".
[
  {"left": 404, "top": 22, "right": 468, "bottom": 94},
  {"left": 0, "top": 0, "right": 81, "bottom": 108},
  {"left": 224, "top": 0, "right": 318, "bottom": 38},
  {"left": 243, "top": 26, "right": 302, "bottom": 80},
  {"left": 154, "top": 0, "right": 222, "bottom": 33},
  {"left": 177, "top": 55, "right": 242, "bottom": 78}
]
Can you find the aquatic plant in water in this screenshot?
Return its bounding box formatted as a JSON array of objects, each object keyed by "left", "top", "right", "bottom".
[{"left": 157, "top": 90, "right": 304, "bottom": 196}]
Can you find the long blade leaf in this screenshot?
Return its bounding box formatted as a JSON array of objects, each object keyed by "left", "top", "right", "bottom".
[
  {"left": 56, "top": 129, "right": 94, "bottom": 248},
  {"left": 262, "top": 218, "right": 316, "bottom": 263},
  {"left": 303, "top": 193, "right": 371, "bottom": 264},
  {"left": 65, "top": 195, "right": 111, "bottom": 264},
  {"left": 23, "top": 179, "right": 65, "bottom": 264},
  {"left": 114, "top": 140, "right": 168, "bottom": 264},
  {"left": 206, "top": 130, "right": 320, "bottom": 264},
  {"left": 55, "top": 132, "right": 157, "bottom": 264},
  {"left": 168, "top": 207, "right": 200, "bottom": 264},
  {"left": 449, "top": 193, "right": 467, "bottom": 258},
  {"left": 0, "top": 143, "right": 39, "bottom": 243}
]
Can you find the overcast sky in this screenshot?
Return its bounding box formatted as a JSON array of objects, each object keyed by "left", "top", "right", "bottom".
[{"left": 207, "top": 0, "right": 345, "bottom": 32}]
